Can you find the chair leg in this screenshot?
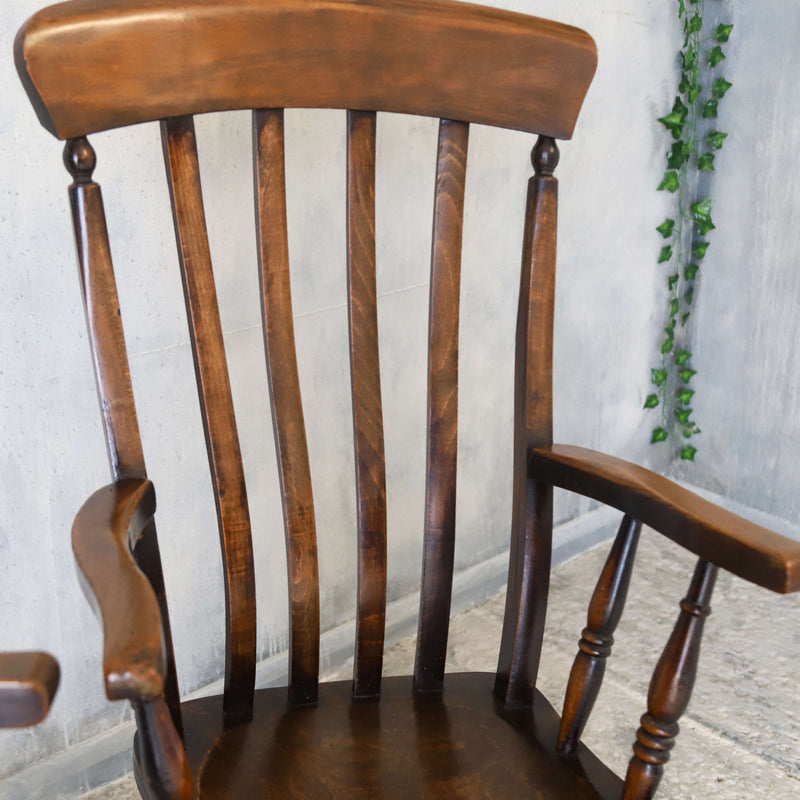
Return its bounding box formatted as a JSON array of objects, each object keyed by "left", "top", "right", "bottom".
[
  {"left": 622, "top": 558, "right": 718, "bottom": 800},
  {"left": 557, "top": 515, "right": 641, "bottom": 753}
]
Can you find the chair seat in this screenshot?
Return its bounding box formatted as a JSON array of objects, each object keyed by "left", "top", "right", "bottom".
[{"left": 177, "top": 673, "right": 622, "bottom": 799}]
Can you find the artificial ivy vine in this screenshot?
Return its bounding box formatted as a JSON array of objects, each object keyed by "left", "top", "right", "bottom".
[{"left": 645, "top": 0, "right": 733, "bottom": 461}]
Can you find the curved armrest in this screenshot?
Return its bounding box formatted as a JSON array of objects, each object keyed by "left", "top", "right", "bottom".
[
  {"left": 72, "top": 479, "right": 166, "bottom": 701},
  {"left": 530, "top": 444, "right": 800, "bottom": 593},
  {"left": 0, "top": 651, "right": 59, "bottom": 728}
]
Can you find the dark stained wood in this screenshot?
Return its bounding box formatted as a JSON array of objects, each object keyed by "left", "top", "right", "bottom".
[
  {"left": 529, "top": 444, "right": 800, "bottom": 594},
  {"left": 623, "top": 560, "right": 718, "bottom": 800},
  {"left": 414, "top": 119, "right": 469, "bottom": 694},
  {"left": 16, "top": 0, "right": 597, "bottom": 141},
  {"left": 558, "top": 515, "right": 642, "bottom": 754},
  {"left": 181, "top": 674, "right": 623, "bottom": 800},
  {"left": 495, "top": 136, "right": 559, "bottom": 709},
  {"left": 65, "top": 134, "right": 183, "bottom": 735},
  {"left": 346, "top": 110, "right": 387, "bottom": 699},
  {"left": 162, "top": 116, "right": 257, "bottom": 723},
  {"left": 253, "top": 108, "right": 320, "bottom": 707},
  {"left": 133, "top": 697, "right": 193, "bottom": 800},
  {"left": 72, "top": 479, "right": 165, "bottom": 701},
  {"left": 0, "top": 652, "right": 60, "bottom": 729}
]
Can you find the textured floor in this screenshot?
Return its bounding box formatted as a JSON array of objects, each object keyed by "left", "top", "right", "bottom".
[{"left": 80, "top": 528, "right": 800, "bottom": 799}]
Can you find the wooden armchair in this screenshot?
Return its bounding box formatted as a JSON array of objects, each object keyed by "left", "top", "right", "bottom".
[
  {"left": 0, "top": 652, "right": 59, "bottom": 729},
  {"left": 14, "top": 1, "right": 800, "bottom": 798}
]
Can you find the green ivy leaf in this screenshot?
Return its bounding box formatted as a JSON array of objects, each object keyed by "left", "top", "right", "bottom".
[
  {"left": 677, "top": 388, "right": 695, "bottom": 405},
  {"left": 683, "top": 423, "right": 702, "bottom": 437},
  {"left": 686, "top": 14, "right": 702, "bottom": 34},
  {"left": 702, "top": 99, "right": 719, "bottom": 118},
  {"left": 679, "top": 73, "right": 690, "bottom": 94},
  {"left": 688, "top": 83, "right": 702, "bottom": 104},
  {"left": 675, "top": 348, "right": 692, "bottom": 366},
  {"left": 658, "top": 245, "right": 673, "bottom": 263},
  {"left": 684, "top": 263, "right": 699, "bottom": 280},
  {"left": 665, "top": 319, "right": 676, "bottom": 336},
  {"left": 667, "top": 140, "right": 691, "bottom": 169},
  {"left": 675, "top": 407, "right": 693, "bottom": 424},
  {"left": 708, "top": 45, "right": 726, "bottom": 67},
  {"left": 658, "top": 97, "right": 689, "bottom": 139},
  {"left": 651, "top": 427, "right": 669, "bottom": 444},
  {"left": 697, "top": 153, "right": 715, "bottom": 171},
  {"left": 670, "top": 298, "right": 679, "bottom": 316},
  {"left": 693, "top": 241, "right": 710, "bottom": 259},
  {"left": 651, "top": 368, "right": 668, "bottom": 387},
  {"left": 686, "top": 286, "right": 694, "bottom": 304},
  {"left": 715, "top": 23, "right": 733, "bottom": 43},
  {"left": 661, "top": 337, "right": 674, "bottom": 354},
  {"left": 658, "top": 171, "right": 680, "bottom": 193},
  {"left": 668, "top": 273, "right": 679, "bottom": 290},
  {"left": 681, "top": 311, "right": 690, "bottom": 325},
  {"left": 644, "top": 394, "right": 660, "bottom": 409},
  {"left": 656, "top": 218, "right": 676, "bottom": 238},
  {"left": 707, "top": 130, "right": 728, "bottom": 150},
  {"left": 682, "top": 47, "right": 697, "bottom": 72},
  {"left": 677, "top": 0, "right": 686, "bottom": 15},
  {"left": 691, "top": 199, "right": 715, "bottom": 235},
  {"left": 680, "top": 368, "right": 697, "bottom": 383},
  {"left": 713, "top": 77, "right": 733, "bottom": 99},
  {"left": 680, "top": 445, "right": 698, "bottom": 461}
]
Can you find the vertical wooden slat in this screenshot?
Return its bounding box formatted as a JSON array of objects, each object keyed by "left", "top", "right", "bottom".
[
  {"left": 346, "top": 110, "right": 387, "bottom": 699},
  {"left": 414, "top": 118, "right": 469, "bottom": 694},
  {"left": 252, "top": 108, "right": 320, "bottom": 707},
  {"left": 495, "top": 135, "right": 559, "bottom": 708},
  {"left": 161, "top": 117, "right": 256, "bottom": 723},
  {"left": 623, "top": 559, "right": 718, "bottom": 800},
  {"left": 65, "top": 136, "right": 183, "bottom": 736},
  {"left": 558, "top": 514, "right": 642, "bottom": 753}
]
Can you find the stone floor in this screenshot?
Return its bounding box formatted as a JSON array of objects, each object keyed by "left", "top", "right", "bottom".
[{"left": 79, "top": 528, "right": 800, "bottom": 799}]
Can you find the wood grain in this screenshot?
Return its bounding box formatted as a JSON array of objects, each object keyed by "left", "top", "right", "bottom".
[
  {"left": 495, "top": 136, "right": 559, "bottom": 708},
  {"left": 162, "top": 116, "right": 257, "bottom": 722},
  {"left": 559, "top": 515, "right": 641, "bottom": 754},
  {"left": 72, "top": 479, "right": 164, "bottom": 701},
  {"left": 346, "top": 110, "right": 387, "bottom": 699},
  {"left": 414, "top": 119, "right": 469, "bottom": 694},
  {"left": 16, "top": 0, "right": 597, "bottom": 141},
  {"left": 182, "top": 674, "right": 623, "bottom": 800},
  {"left": 623, "top": 560, "right": 718, "bottom": 800},
  {"left": 530, "top": 443, "right": 800, "bottom": 593},
  {"left": 253, "top": 108, "right": 320, "bottom": 707},
  {"left": 0, "top": 652, "right": 60, "bottom": 729}
]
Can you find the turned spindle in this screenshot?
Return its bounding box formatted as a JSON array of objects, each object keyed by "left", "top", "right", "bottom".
[
  {"left": 623, "top": 558, "right": 718, "bottom": 800},
  {"left": 558, "top": 515, "right": 641, "bottom": 753},
  {"left": 64, "top": 136, "right": 97, "bottom": 184}
]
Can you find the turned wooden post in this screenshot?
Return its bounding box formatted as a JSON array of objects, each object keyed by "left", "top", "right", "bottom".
[
  {"left": 623, "top": 558, "right": 718, "bottom": 800},
  {"left": 558, "top": 514, "right": 641, "bottom": 753}
]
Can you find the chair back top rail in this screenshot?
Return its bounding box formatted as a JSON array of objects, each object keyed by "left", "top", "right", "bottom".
[{"left": 15, "top": 0, "right": 597, "bottom": 141}]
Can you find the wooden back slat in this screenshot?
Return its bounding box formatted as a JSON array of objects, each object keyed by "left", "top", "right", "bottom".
[
  {"left": 253, "top": 109, "right": 320, "bottom": 707},
  {"left": 346, "top": 110, "right": 387, "bottom": 699},
  {"left": 17, "top": 0, "right": 597, "bottom": 141},
  {"left": 414, "top": 119, "right": 469, "bottom": 693},
  {"left": 162, "top": 116, "right": 257, "bottom": 722},
  {"left": 495, "top": 136, "right": 559, "bottom": 709},
  {"left": 65, "top": 136, "right": 183, "bottom": 735}
]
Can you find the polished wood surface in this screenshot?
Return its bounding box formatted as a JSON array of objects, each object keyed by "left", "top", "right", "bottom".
[
  {"left": 559, "top": 515, "right": 642, "bottom": 754},
  {"left": 182, "top": 674, "right": 622, "bottom": 800},
  {"left": 254, "top": 108, "right": 320, "bottom": 707},
  {"left": 0, "top": 652, "right": 60, "bottom": 729},
  {"left": 346, "top": 109, "right": 387, "bottom": 699},
  {"left": 623, "top": 560, "right": 718, "bottom": 800},
  {"left": 16, "top": 0, "right": 597, "bottom": 141},
  {"left": 415, "top": 119, "right": 469, "bottom": 694},
  {"left": 163, "top": 116, "right": 257, "bottom": 723},
  {"left": 530, "top": 444, "right": 800, "bottom": 593},
  {"left": 72, "top": 479, "right": 165, "bottom": 702},
  {"left": 495, "top": 137, "right": 559, "bottom": 709}
]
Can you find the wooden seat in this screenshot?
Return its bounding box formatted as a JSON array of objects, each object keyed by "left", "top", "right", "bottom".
[{"left": 14, "top": 1, "right": 800, "bottom": 798}]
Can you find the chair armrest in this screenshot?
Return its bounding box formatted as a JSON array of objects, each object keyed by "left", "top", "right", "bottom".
[
  {"left": 72, "top": 479, "right": 166, "bottom": 701},
  {"left": 0, "top": 651, "right": 60, "bottom": 728},
  {"left": 530, "top": 444, "right": 800, "bottom": 593}
]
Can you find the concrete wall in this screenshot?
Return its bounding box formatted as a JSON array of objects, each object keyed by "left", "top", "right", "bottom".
[{"left": 2, "top": 0, "right": 693, "bottom": 786}]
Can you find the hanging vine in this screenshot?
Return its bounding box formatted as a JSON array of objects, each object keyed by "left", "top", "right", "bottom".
[{"left": 645, "top": 0, "right": 733, "bottom": 461}]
